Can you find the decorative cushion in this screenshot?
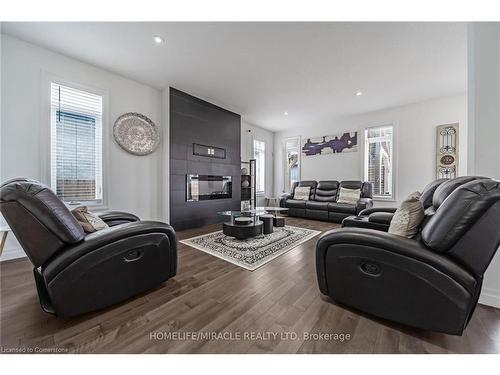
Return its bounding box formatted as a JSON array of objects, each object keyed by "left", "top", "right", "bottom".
[
  {"left": 337, "top": 187, "right": 361, "bottom": 204},
  {"left": 293, "top": 186, "right": 311, "bottom": 201},
  {"left": 388, "top": 192, "right": 425, "bottom": 238},
  {"left": 71, "top": 206, "right": 109, "bottom": 233}
]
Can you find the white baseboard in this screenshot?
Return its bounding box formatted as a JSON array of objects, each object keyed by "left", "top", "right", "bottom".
[{"left": 479, "top": 287, "right": 500, "bottom": 309}]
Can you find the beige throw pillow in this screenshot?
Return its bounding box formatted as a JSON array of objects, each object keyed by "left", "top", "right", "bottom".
[
  {"left": 293, "top": 186, "right": 311, "bottom": 201},
  {"left": 388, "top": 192, "right": 425, "bottom": 238},
  {"left": 337, "top": 187, "right": 361, "bottom": 204},
  {"left": 71, "top": 206, "right": 109, "bottom": 233}
]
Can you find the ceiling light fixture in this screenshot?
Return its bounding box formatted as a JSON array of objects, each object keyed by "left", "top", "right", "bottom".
[
  {"left": 356, "top": 91, "right": 363, "bottom": 96},
  {"left": 283, "top": 111, "right": 289, "bottom": 116},
  {"left": 153, "top": 35, "right": 165, "bottom": 44}
]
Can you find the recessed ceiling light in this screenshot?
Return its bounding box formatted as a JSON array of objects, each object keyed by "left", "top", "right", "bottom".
[
  {"left": 153, "top": 35, "right": 165, "bottom": 44},
  {"left": 356, "top": 91, "right": 363, "bottom": 96},
  {"left": 283, "top": 111, "right": 289, "bottom": 116}
]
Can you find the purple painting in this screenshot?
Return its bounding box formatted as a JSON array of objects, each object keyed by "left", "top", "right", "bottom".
[{"left": 302, "top": 132, "right": 358, "bottom": 156}]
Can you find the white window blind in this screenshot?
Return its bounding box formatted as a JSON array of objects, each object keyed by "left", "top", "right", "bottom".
[
  {"left": 253, "top": 139, "right": 265, "bottom": 194},
  {"left": 364, "top": 125, "right": 394, "bottom": 199},
  {"left": 50, "top": 82, "right": 103, "bottom": 204}
]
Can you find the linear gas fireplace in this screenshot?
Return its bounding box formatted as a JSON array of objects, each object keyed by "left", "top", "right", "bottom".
[{"left": 186, "top": 174, "right": 232, "bottom": 202}]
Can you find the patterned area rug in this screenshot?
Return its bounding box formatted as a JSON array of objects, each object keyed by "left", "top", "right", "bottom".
[{"left": 180, "top": 225, "right": 321, "bottom": 271}]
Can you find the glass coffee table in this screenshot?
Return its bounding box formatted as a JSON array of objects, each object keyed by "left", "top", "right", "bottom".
[{"left": 217, "top": 207, "right": 288, "bottom": 239}]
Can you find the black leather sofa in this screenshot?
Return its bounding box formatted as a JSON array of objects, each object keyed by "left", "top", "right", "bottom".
[
  {"left": 342, "top": 176, "right": 484, "bottom": 231},
  {"left": 0, "top": 178, "right": 177, "bottom": 318},
  {"left": 316, "top": 177, "right": 500, "bottom": 335},
  {"left": 280, "top": 180, "right": 373, "bottom": 223}
]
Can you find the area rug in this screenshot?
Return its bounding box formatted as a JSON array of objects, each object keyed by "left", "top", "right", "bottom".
[{"left": 179, "top": 225, "right": 321, "bottom": 271}]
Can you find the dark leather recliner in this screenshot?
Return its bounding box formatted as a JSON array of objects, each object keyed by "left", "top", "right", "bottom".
[
  {"left": 0, "top": 178, "right": 177, "bottom": 318},
  {"left": 316, "top": 178, "right": 500, "bottom": 335},
  {"left": 342, "top": 176, "right": 484, "bottom": 231},
  {"left": 280, "top": 180, "right": 373, "bottom": 223}
]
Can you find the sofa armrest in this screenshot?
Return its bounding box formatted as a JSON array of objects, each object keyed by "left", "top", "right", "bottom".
[
  {"left": 368, "top": 212, "right": 394, "bottom": 225},
  {"left": 279, "top": 193, "right": 293, "bottom": 207},
  {"left": 356, "top": 198, "right": 373, "bottom": 214},
  {"left": 315, "top": 228, "right": 477, "bottom": 295},
  {"left": 43, "top": 221, "right": 176, "bottom": 283},
  {"left": 358, "top": 206, "right": 397, "bottom": 216},
  {"left": 95, "top": 210, "right": 140, "bottom": 226}
]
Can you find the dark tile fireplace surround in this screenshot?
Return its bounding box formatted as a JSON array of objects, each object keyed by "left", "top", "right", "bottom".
[{"left": 169, "top": 88, "right": 241, "bottom": 230}]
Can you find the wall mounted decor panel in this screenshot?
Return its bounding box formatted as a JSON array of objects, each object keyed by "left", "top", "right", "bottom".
[{"left": 169, "top": 88, "right": 241, "bottom": 230}]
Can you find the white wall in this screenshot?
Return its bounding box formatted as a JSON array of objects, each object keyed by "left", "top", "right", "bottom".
[
  {"left": 467, "top": 22, "right": 500, "bottom": 308},
  {"left": 1, "top": 34, "right": 164, "bottom": 260},
  {"left": 274, "top": 94, "right": 467, "bottom": 203},
  {"left": 160, "top": 87, "right": 170, "bottom": 223},
  {"left": 241, "top": 120, "right": 274, "bottom": 205}
]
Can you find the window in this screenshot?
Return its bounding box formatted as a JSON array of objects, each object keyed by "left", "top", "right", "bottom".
[
  {"left": 364, "top": 125, "right": 394, "bottom": 199},
  {"left": 283, "top": 137, "right": 300, "bottom": 192},
  {"left": 50, "top": 82, "right": 103, "bottom": 205},
  {"left": 253, "top": 139, "right": 265, "bottom": 194}
]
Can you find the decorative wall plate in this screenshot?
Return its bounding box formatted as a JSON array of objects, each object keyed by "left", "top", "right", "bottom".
[{"left": 113, "top": 112, "right": 160, "bottom": 156}]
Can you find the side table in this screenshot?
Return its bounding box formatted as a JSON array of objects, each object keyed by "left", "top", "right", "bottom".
[{"left": 0, "top": 225, "right": 12, "bottom": 257}]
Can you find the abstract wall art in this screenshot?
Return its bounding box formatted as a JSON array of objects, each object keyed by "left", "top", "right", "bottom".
[
  {"left": 302, "top": 131, "right": 358, "bottom": 156},
  {"left": 436, "top": 123, "right": 459, "bottom": 179}
]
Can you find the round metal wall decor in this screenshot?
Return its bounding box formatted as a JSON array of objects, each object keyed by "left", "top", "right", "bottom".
[{"left": 113, "top": 112, "right": 160, "bottom": 156}]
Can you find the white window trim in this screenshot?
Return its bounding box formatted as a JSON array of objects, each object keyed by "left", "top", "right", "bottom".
[
  {"left": 282, "top": 136, "right": 301, "bottom": 193},
  {"left": 40, "top": 71, "right": 109, "bottom": 209},
  {"left": 253, "top": 139, "right": 266, "bottom": 196},
  {"left": 363, "top": 123, "right": 397, "bottom": 202}
]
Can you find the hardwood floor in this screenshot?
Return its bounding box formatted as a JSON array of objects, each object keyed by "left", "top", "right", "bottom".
[{"left": 1, "top": 217, "right": 500, "bottom": 354}]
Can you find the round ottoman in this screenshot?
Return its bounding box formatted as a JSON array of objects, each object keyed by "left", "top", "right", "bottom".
[{"left": 259, "top": 214, "right": 274, "bottom": 235}]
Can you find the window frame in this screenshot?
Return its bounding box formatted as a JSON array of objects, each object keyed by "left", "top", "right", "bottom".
[
  {"left": 363, "top": 124, "right": 396, "bottom": 201},
  {"left": 253, "top": 139, "right": 266, "bottom": 195},
  {"left": 282, "top": 136, "right": 301, "bottom": 193},
  {"left": 41, "top": 73, "right": 109, "bottom": 209}
]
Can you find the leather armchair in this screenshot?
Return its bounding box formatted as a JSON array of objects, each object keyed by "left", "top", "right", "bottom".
[
  {"left": 316, "top": 178, "right": 500, "bottom": 335},
  {"left": 0, "top": 178, "right": 177, "bottom": 318},
  {"left": 344, "top": 177, "right": 484, "bottom": 231}
]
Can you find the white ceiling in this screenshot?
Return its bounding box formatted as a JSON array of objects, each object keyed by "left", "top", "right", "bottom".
[{"left": 2, "top": 22, "right": 467, "bottom": 132}]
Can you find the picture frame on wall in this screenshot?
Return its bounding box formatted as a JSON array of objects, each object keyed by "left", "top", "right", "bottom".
[{"left": 302, "top": 131, "right": 358, "bottom": 156}]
